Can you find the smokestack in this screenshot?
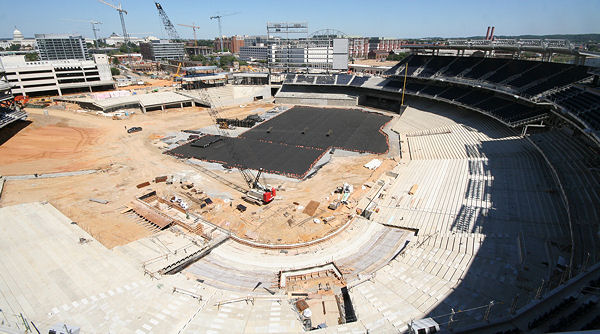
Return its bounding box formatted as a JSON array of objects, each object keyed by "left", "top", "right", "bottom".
[
  {"left": 490, "top": 26, "right": 495, "bottom": 41},
  {"left": 485, "top": 26, "right": 491, "bottom": 40}
]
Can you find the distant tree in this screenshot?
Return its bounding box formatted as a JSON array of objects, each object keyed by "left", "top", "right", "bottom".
[
  {"left": 196, "top": 39, "right": 214, "bottom": 47},
  {"left": 111, "top": 67, "right": 120, "bottom": 76},
  {"left": 217, "top": 55, "right": 246, "bottom": 68},
  {"left": 387, "top": 52, "right": 408, "bottom": 61},
  {"left": 0, "top": 47, "right": 4, "bottom": 51},
  {"left": 190, "top": 54, "right": 206, "bottom": 62},
  {"left": 218, "top": 55, "right": 235, "bottom": 68},
  {"left": 8, "top": 44, "right": 21, "bottom": 51},
  {"left": 112, "top": 57, "right": 120, "bottom": 65},
  {"left": 25, "top": 53, "right": 39, "bottom": 61}
]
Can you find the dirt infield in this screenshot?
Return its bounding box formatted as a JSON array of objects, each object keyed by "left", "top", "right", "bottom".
[{"left": 0, "top": 101, "right": 396, "bottom": 247}]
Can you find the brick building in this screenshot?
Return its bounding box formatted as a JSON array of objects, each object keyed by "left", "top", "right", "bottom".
[{"left": 214, "top": 36, "right": 245, "bottom": 53}]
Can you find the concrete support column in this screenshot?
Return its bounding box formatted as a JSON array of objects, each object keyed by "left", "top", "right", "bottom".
[
  {"left": 161, "top": 104, "right": 165, "bottom": 112},
  {"left": 15, "top": 71, "right": 25, "bottom": 95},
  {"left": 180, "top": 102, "right": 183, "bottom": 110}
]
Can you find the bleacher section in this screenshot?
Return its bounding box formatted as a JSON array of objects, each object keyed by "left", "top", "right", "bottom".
[
  {"left": 280, "top": 56, "right": 595, "bottom": 131},
  {"left": 463, "top": 57, "right": 507, "bottom": 80},
  {"left": 417, "top": 56, "right": 455, "bottom": 78},
  {"left": 335, "top": 73, "right": 354, "bottom": 85},
  {"left": 295, "top": 74, "right": 315, "bottom": 84},
  {"left": 442, "top": 57, "right": 482, "bottom": 77},
  {"left": 382, "top": 78, "right": 547, "bottom": 126},
  {"left": 384, "top": 54, "right": 592, "bottom": 98},
  {"left": 530, "top": 128, "right": 600, "bottom": 269},
  {"left": 548, "top": 87, "right": 600, "bottom": 132},
  {"left": 349, "top": 76, "right": 369, "bottom": 87},
  {"left": 315, "top": 75, "right": 335, "bottom": 85},
  {"left": 0, "top": 106, "right": 27, "bottom": 129},
  {"left": 284, "top": 74, "right": 296, "bottom": 83}
]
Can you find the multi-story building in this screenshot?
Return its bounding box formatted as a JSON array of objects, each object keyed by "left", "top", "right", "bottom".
[
  {"left": 239, "top": 45, "right": 268, "bottom": 61},
  {"left": 0, "top": 54, "right": 114, "bottom": 96},
  {"left": 184, "top": 42, "right": 212, "bottom": 57},
  {"left": 348, "top": 37, "right": 405, "bottom": 59},
  {"left": 35, "top": 34, "right": 90, "bottom": 61},
  {"left": 375, "top": 37, "right": 405, "bottom": 52},
  {"left": 267, "top": 39, "right": 348, "bottom": 71},
  {"left": 348, "top": 37, "right": 369, "bottom": 59},
  {"left": 243, "top": 36, "right": 269, "bottom": 47},
  {"left": 139, "top": 40, "right": 185, "bottom": 61},
  {"left": 103, "top": 33, "right": 154, "bottom": 46},
  {"left": 214, "top": 36, "right": 245, "bottom": 53}
]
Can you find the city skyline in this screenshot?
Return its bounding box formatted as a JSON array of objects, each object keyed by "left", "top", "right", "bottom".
[{"left": 0, "top": 0, "right": 598, "bottom": 41}]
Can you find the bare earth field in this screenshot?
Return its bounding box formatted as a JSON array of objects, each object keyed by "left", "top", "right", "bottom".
[{"left": 0, "top": 102, "right": 395, "bottom": 248}]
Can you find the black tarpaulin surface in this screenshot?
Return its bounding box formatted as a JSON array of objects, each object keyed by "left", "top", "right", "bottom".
[{"left": 166, "top": 106, "right": 391, "bottom": 179}]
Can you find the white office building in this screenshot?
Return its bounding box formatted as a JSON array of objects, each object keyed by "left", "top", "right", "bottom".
[
  {"left": 140, "top": 40, "right": 185, "bottom": 61},
  {"left": 35, "top": 34, "right": 90, "bottom": 61},
  {"left": 267, "top": 39, "right": 348, "bottom": 70},
  {"left": 239, "top": 45, "right": 268, "bottom": 61},
  {"left": 0, "top": 54, "right": 114, "bottom": 96}
]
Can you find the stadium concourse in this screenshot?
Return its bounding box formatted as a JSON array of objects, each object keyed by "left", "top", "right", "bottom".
[{"left": 1, "top": 54, "right": 600, "bottom": 334}]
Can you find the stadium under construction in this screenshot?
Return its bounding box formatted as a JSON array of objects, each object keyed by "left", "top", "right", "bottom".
[{"left": 1, "top": 17, "right": 600, "bottom": 334}]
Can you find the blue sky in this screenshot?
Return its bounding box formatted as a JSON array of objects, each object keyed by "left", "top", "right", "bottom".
[{"left": 0, "top": 0, "right": 598, "bottom": 40}]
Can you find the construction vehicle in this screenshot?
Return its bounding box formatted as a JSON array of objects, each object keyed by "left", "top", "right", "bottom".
[
  {"left": 173, "top": 62, "right": 183, "bottom": 79},
  {"left": 242, "top": 168, "right": 276, "bottom": 205},
  {"left": 14, "top": 95, "right": 30, "bottom": 108},
  {"left": 197, "top": 89, "right": 276, "bottom": 205}
]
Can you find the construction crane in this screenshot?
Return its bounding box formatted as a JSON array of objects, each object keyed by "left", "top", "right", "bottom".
[
  {"left": 91, "top": 21, "right": 102, "bottom": 47},
  {"left": 97, "top": 0, "right": 130, "bottom": 61},
  {"left": 178, "top": 23, "right": 200, "bottom": 46},
  {"left": 210, "top": 12, "right": 238, "bottom": 52},
  {"left": 154, "top": 2, "right": 181, "bottom": 41},
  {"left": 196, "top": 89, "right": 276, "bottom": 205},
  {"left": 61, "top": 19, "right": 102, "bottom": 47}
]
